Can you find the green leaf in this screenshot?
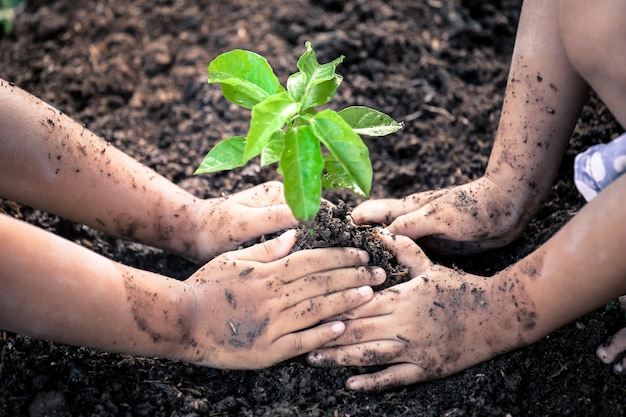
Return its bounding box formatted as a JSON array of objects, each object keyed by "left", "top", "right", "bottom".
[
  {"left": 280, "top": 126, "right": 323, "bottom": 221},
  {"left": 287, "top": 41, "right": 344, "bottom": 111},
  {"left": 245, "top": 92, "right": 297, "bottom": 161},
  {"left": 338, "top": 106, "right": 403, "bottom": 136},
  {"left": 208, "top": 49, "right": 285, "bottom": 109},
  {"left": 260, "top": 130, "right": 285, "bottom": 166},
  {"left": 194, "top": 136, "right": 247, "bottom": 174},
  {"left": 310, "top": 109, "right": 372, "bottom": 197},
  {"left": 286, "top": 72, "right": 306, "bottom": 103},
  {"left": 321, "top": 154, "right": 365, "bottom": 195}
]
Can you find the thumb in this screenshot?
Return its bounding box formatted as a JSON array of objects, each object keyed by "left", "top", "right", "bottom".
[
  {"left": 351, "top": 199, "right": 397, "bottom": 225},
  {"left": 354, "top": 191, "right": 446, "bottom": 228},
  {"left": 234, "top": 181, "right": 287, "bottom": 206},
  {"left": 386, "top": 203, "right": 448, "bottom": 240},
  {"left": 227, "top": 229, "right": 297, "bottom": 263},
  {"left": 255, "top": 204, "right": 299, "bottom": 233},
  {"left": 375, "top": 229, "right": 432, "bottom": 275}
]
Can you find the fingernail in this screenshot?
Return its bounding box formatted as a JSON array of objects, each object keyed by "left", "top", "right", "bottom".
[
  {"left": 331, "top": 322, "right": 345, "bottom": 335},
  {"left": 307, "top": 351, "right": 322, "bottom": 364},
  {"left": 358, "top": 250, "right": 371, "bottom": 263},
  {"left": 347, "top": 378, "right": 363, "bottom": 391},
  {"left": 615, "top": 363, "right": 624, "bottom": 373},
  {"left": 357, "top": 286, "right": 373, "bottom": 297},
  {"left": 278, "top": 229, "right": 297, "bottom": 241},
  {"left": 372, "top": 267, "right": 386, "bottom": 284}
]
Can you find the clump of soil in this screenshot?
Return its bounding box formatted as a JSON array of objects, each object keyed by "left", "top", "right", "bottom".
[{"left": 294, "top": 200, "right": 409, "bottom": 289}]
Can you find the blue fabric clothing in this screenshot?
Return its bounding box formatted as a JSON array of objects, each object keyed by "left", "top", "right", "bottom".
[{"left": 574, "top": 133, "right": 626, "bottom": 201}]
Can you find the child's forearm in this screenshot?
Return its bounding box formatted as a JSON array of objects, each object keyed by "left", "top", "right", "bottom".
[
  {"left": 0, "top": 213, "right": 195, "bottom": 360},
  {"left": 0, "top": 79, "right": 202, "bottom": 258},
  {"left": 486, "top": 0, "right": 589, "bottom": 219},
  {"left": 493, "top": 174, "right": 626, "bottom": 349}
]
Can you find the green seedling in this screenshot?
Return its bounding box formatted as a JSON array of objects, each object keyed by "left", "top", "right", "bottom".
[{"left": 195, "top": 41, "right": 402, "bottom": 221}]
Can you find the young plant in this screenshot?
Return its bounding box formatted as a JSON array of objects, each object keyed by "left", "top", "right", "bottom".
[{"left": 195, "top": 41, "right": 402, "bottom": 221}]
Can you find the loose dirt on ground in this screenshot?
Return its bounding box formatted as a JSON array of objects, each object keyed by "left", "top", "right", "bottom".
[{"left": 1, "top": 0, "right": 624, "bottom": 416}]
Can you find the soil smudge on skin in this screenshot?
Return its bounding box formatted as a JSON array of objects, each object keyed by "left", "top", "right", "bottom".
[
  {"left": 228, "top": 316, "right": 270, "bottom": 348},
  {"left": 122, "top": 271, "right": 193, "bottom": 346}
]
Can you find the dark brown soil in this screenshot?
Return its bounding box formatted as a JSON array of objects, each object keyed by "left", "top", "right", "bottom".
[
  {"left": 1, "top": 0, "right": 625, "bottom": 416},
  {"left": 294, "top": 200, "right": 409, "bottom": 290}
]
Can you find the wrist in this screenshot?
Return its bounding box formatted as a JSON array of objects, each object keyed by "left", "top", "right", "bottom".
[
  {"left": 147, "top": 192, "right": 213, "bottom": 264},
  {"left": 465, "top": 174, "right": 536, "bottom": 242},
  {"left": 486, "top": 267, "right": 539, "bottom": 354},
  {"left": 160, "top": 280, "right": 200, "bottom": 363},
  {"left": 184, "top": 198, "right": 219, "bottom": 263},
  {"left": 108, "top": 266, "right": 200, "bottom": 361}
]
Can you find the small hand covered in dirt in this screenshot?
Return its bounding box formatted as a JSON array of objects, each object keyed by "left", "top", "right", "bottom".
[
  {"left": 180, "top": 229, "right": 386, "bottom": 369},
  {"left": 307, "top": 231, "right": 523, "bottom": 392},
  {"left": 352, "top": 177, "right": 528, "bottom": 255},
  {"left": 192, "top": 181, "right": 298, "bottom": 261}
]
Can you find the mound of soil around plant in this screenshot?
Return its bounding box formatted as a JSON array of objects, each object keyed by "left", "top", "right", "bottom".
[
  {"left": 294, "top": 200, "right": 409, "bottom": 290},
  {"left": 1, "top": 0, "right": 625, "bottom": 416}
]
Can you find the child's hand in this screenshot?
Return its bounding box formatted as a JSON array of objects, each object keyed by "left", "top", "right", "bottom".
[
  {"left": 191, "top": 181, "right": 299, "bottom": 262},
  {"left": 180, "top": 229, "right": 386, "bottom": 370},
  {"left": 307, "top": 232, "right": 519, "bottom": 392},
  {"left": 352, "top": 177, "right": 528, "bottom": 255}
]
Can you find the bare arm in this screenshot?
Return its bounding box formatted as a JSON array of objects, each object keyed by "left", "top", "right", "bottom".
[
  {"left": 0, "top": 213, "right": 385, "bottom": 368},
  {"left": 353, "top": 0, "right": 590, "bottom": 254},
  {"left": 0, "top": 212, "right": 197, "bottom": 359},
  {"left": 0, "top": 78, "right": 297, "bottom": 262},
  {"left": 510, "top": 175, "right": 626, "bottom": 343},
  {"left": 484, "top": 0, "right": 589, "bottom": 221}
]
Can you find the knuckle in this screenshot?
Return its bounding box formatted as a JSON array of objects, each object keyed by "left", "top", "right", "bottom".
[
  {"left": 346, "top": 324, "right": 365, "bottom": 341},
  {"left": 291, "top": 335, "right": 304, "bottom": 353},
  {"left": 306, "top": 273, "right": 334, "bottom": 292},
  {"left": 357, "top": 266, "right": 382, "bottom": 285},
  {"left": 298, "top": 299, "right": 323, "bottom": 318}
]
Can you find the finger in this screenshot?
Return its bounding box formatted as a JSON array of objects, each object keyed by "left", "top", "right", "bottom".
[
  {"left": 229, "top": 182, "right": 299, "bottom": 236},
  {"left": 352, "top": 199, "right": 406, "bottom": 225},
  {"left": 269, "top": 321, "right": 347, "bottom": 362},
  {"left": 352, "top": 190, "right": 447, "bottom": 226},
  {"left": 375, "top": 230, "right": 433, "bottom": 275},
  {"left": 325, "top": 289, "right": 396, "bottom": 321},
  {"left": 232, "top": 181, "right": 287, "bottom": 207},
  {"left": 242, "top": 204, "right": 299, "bottom": 235},
  {"left": 345, "top": 363, "right": 425, "bottom": 392},
  {"left": 386, "top": 202, "right": 452, "bottom": 239},
  {"left": 223, "top": 229, "right": 297, "bottom": 263},
  {"left": 282, "top": 266, "right": 386, "bottom": 304},
  {"left": 596, "top": 326, "right": 626, "bottom": 364},
  {"left": 307, "top": 340, "right": 406, "bottom": 367},
  {"left": 270, "top": 247, "right": 371, "bottom": 284},
  {"left": 325, "top": 316, "right": 402, "bottom": 345},
  {"left": 279, "top": 285, "right": 375, "bottom": 335},
  {"left": 274, "top": 286, "right": 374, "bottom": 346}
]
